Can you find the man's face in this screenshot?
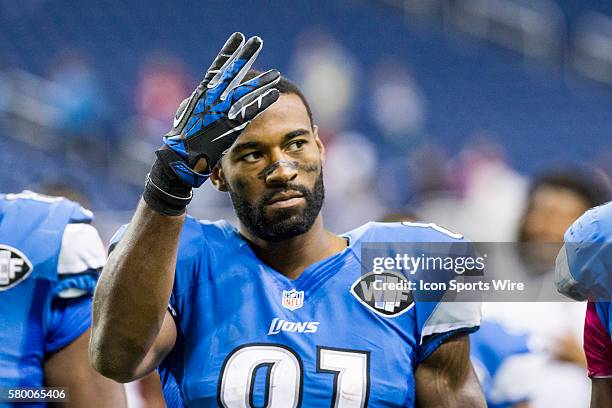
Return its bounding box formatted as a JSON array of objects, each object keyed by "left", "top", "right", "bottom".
[
  {"left": 213, "top": 94, "right": 325, "bottom": 242},
  {"left": 522, "top": 185, "right": 590, "bottom": 243},
  {"left": 519, "top": 185, "right": 591, "bottom": 273}
]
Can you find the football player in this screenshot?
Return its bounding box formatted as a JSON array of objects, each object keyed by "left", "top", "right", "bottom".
[
  {"left": 556, "top": 200, "right": 612, "bottom": 408},
  {"left": 0, "top": 190, "right": 125, "bottom": 407},
  {"left": 90, "top": 32, "right": 485, "bottom": 407}
]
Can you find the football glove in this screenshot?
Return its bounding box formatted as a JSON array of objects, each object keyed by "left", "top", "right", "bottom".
[{"left": 144, "top": 32, "right": 280, "bottom": 215}]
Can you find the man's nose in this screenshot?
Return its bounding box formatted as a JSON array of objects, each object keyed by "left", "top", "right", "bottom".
[{"left": 264, "top": 159, "right": 298, "bottom": 185}]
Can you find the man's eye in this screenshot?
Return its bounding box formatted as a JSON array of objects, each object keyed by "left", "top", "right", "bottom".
[
  {"left": 242, "top": 152, "right": 263, "bottom": 163},
  {"left": 287, "top": 140, "right": 306, "bottom": 152}
]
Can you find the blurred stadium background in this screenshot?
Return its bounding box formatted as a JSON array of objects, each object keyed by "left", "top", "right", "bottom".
[
  {"left": 3, "top": 1, "right": 612, "bottom": 406},
  {"left": 1, "top": 0, "right": 611, "bottom": 242}
]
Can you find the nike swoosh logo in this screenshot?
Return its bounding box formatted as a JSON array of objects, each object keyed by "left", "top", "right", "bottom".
[
  {"left": 210, "top": 122, "right": 249, "bottom": 142},
  {"left": 173, "top": 91, "right": 196, "bottom": 128}
]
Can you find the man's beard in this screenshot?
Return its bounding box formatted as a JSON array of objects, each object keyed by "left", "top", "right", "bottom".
[{"left": 229, "top": 171, "right": 325, "bottom": 242}]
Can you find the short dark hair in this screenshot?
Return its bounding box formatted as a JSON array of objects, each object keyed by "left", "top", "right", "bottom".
[
  {"left": 529, "top": 166, "right": 612, "bottom": 208},
  {"left": 242, "top": 70, "right": 313, "bottom": 127}
]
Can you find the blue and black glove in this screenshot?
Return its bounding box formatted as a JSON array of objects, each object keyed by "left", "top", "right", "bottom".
[{"left": 144, "top": 32, "right": 280, "bottom": 215}]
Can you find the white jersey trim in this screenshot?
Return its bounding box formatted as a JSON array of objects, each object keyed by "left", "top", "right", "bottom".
[
  {"left": 420, "top": 302, "right": 482, "bottom": 344},
  {"left": 58, "top": 223, "right": 106, "bottom": 274}
]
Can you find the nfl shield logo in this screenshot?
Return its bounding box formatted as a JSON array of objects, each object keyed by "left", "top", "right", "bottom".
[{"left": 282, "top": 289, "right": 304, "bottom": 311}]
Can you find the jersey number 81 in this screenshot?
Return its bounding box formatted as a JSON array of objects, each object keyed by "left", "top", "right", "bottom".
[{"left": 218, "top": 344, "right": 370, "bottom": 408}]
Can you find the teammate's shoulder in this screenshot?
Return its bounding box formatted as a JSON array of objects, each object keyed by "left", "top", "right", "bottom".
[
  {"left": 58, "top": 223, "right": 106, "bottom": 276},
  {"left": 1, "top": 190, "right": 93, "bottom": 223},
  {"left": 565, "top": 201, "right": 612, "bottom": 244},
  {"left": 345, "top": 221, "right": 466, "bottom": 244}
]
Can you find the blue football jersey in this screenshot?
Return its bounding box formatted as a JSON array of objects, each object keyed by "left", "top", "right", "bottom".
[
  {"left": 470, "top": 321, "right": 532, "bottom": 408},
  {"left": 0, "top": 191, "right": 106, "bottom": 407},
  {"left": 161, "top": 371, "right": 186, "bottom": 408},
  {"left": 114, "top": 218, "right": 481, "bottom": 407}
]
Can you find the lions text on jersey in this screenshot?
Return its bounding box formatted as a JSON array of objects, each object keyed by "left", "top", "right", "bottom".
[{"left": 113, "top": 219, "right": 481, "bottom": 407}]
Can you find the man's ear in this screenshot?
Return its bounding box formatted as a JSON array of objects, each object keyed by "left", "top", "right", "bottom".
[
  {"left": 210, "top": 164, "right": 229, "bottom": 192},
  {"left": 313, "top": 125, "right": 325, "bottom": 164}
]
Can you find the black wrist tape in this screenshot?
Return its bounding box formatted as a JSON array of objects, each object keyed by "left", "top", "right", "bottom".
[{"left": 143, "top": 150, "right": 193, "bottom": 216}]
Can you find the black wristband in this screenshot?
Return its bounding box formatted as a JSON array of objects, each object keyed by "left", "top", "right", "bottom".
[{"left": 142, "top": 150, "right": 193, "bottom": 216}]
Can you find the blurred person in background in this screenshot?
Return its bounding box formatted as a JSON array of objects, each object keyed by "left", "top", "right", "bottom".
[
  {"left": 517, "top": 168, "right": 611, "bottom": 276},
  {"left": 470, "top": 321, "right": 535, "bottom": 408},
  {"left": 484, "top": 165, "right": 612, "bottom": 408},
  {"left": 556, "top": 201, "right": 612, "bottom": 408},
  {"left": 416, "top": 137, "right": 528, "bottom": 242},
  {"left": 133, "top": 54, "right": 191, "bottom": 146},
  {"left": 0, "top": 191, "right": 125, "bottom": 407}
]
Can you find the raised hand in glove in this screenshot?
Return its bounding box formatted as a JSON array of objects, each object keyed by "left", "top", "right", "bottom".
[{"left": 144, "top": 32, "right": 280, "bottom": 215}]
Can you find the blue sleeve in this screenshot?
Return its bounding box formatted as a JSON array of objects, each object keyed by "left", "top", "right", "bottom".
[
  {"left": 44, "top": 270, "right": 99, "bottom": 353},
  {"left": 416, "top": 310, "right": 479, "bottom": 364},
  {"left": 45, "top": 295, "right": 92, "bottom": 354},
  {"left": 162, "top": 371, "right": 186, "bottom": 408}
]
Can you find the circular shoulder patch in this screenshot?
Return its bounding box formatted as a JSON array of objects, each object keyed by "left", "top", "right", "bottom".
[{"left": 0, "top": 244, "right": 33, "bottom": 291}]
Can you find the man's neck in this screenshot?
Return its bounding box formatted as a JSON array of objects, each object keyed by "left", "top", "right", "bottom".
[{"left": 240, "top": 216, "right": 347, "bottom": 280}]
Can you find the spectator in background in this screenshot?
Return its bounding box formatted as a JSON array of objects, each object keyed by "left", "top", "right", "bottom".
[
  {"left": 517, "top": 167, "right": 611, "bottom": 269},
  {"left": 134, "top": 53, "right": 190, "bottom": 144},
  {"left": 470, "top": 321, "right": 535, "bottom": 408},
  {"left": 484, "top": 165, "right": 612, "bottom": 408},
  {"left": 416, "top": 136, "right": 528, "bottom": 241}
]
